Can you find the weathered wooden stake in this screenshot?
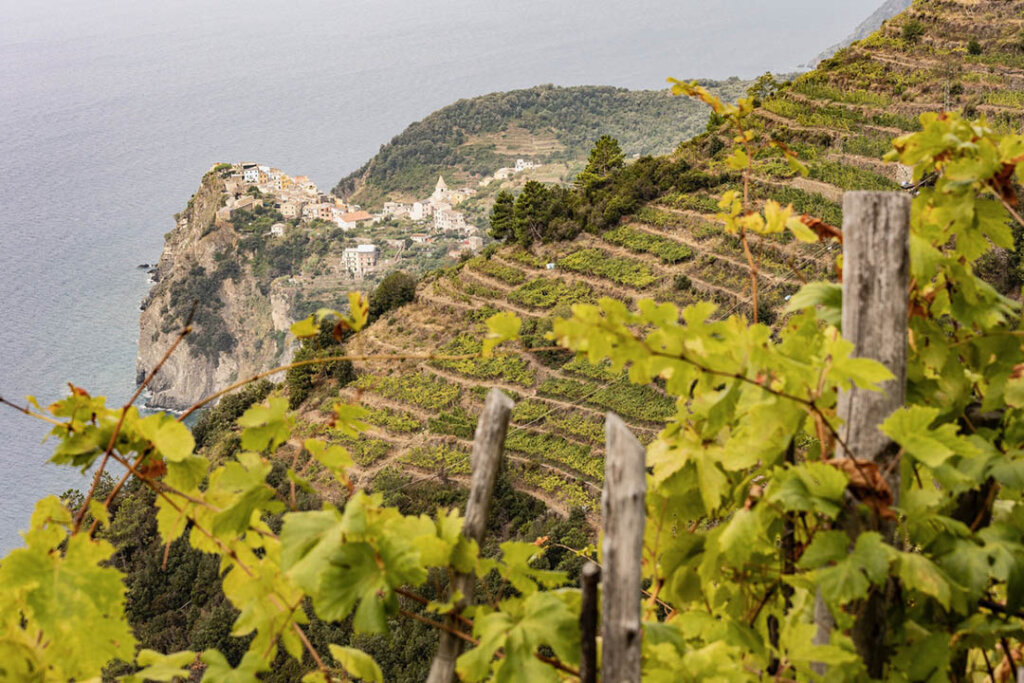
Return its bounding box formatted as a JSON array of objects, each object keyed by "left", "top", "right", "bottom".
[
  {"left": 812, "top": 191, "right": 910, "bottom": 677},
  {"left": 579, "top": 562, "right": 601, "bottom": 683},
  {"left": 426, "top": 388, "right": 514, "bottom": 683},
  {"left": 602, "top": 413, "right": 646, "bottom": 683}
]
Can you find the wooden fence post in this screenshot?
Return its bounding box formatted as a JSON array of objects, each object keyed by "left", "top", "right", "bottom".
[
  {"left": 602, "top": 413, "right": 646, "bottom": 682},
  {"left": 426, "top": 388, "right": 514, "bottom": 683},
  {"left": 579, "top": 562, "right": 601, "bottom": 683},
  {"left": 812, "top": 191, "right": 910, "bottom": 676}
]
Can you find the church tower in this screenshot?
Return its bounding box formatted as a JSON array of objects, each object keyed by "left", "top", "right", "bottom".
[{"left": 431, "top": 175, "right": 449, "bottom": 204}]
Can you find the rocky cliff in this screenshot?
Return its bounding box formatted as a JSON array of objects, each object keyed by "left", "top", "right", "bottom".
[{"left": 137, "top": 170, "right": 293, "bottom": 410}]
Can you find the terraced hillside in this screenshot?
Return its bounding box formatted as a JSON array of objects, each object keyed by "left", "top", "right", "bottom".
[{"left": 290, "top": 0, "right": 1024, "bottom": 520}]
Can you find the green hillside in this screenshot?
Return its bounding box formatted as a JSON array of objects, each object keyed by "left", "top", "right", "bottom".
[
  {"left": 333, "top": 81, "right": 751, "bottom": 206},
  {"left": 310, "top": 0, "right": 1024, "bottom": 518}
]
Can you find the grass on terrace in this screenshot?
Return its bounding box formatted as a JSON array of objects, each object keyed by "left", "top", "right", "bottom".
[
  {"left": 558, "top": 248, "right": 659, "bottom": 288},
  {"left": 603, "top": 225, "right": 695, "bottom": 264},
  {"left": 353, "top": 371, "right": 461, "bottom": 411},
  {"left": 508, "top": 277, "right": 593, "bottom": 309},
  {"left": 466, "top": 256, "right": 526, "bottom": 285},
  {"left": 431, "top": 334, "right": 536, "bottom": 386}
]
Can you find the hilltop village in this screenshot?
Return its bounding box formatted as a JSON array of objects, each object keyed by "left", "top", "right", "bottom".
[{"left": 212, "top": 160, "right": 538, "bottom": 279}]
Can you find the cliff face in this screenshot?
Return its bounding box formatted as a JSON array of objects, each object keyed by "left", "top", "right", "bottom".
[{"left": 137, "top": 171, "right": 293, "bottom": 410}]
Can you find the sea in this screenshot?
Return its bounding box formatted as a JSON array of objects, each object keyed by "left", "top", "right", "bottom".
[{"left": 0, "top": 0, "right": 881, "bottom": 552}]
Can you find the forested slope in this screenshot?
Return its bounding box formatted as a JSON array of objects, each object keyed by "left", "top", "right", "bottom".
[{"left": 333, "top": 81, "right": 751, "bottom": 205}]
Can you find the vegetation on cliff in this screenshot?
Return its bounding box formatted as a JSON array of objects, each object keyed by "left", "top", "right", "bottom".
[{"left": 333, "top": 81, "right": 751, "bottom": 205}]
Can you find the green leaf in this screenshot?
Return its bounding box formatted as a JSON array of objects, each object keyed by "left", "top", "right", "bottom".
[
  {"left": 458, "top": 591, "right": 579, "bottom": 683},
  {"left": 696, "top": 457, "right": 729, "bottom": 513},
  {"left": 127, "top": 650, "right": 196, "bottom": 682},
  {"left": 816, "top": 532, "right": 892, "bottom": 606},
  {"left": 726, "top": 148, "right": 749, "bottom": 171},
  {"left": 797, "top": 530, "right": 849, "bottom": 569},
  {"left": 87, "top": 499, "right": 110, "bottom": 530},
  {"left": 237, "top": 397, "right": 292, "bottom": 452},
  {"left": 329, "top": 645, "right": 384, "bottom": 682},
  {"left": 881, "top": 405, "right": 977, "bottom": 468},
  {"left": 332, "top": 402, "right": 369, "bottom": 437},
  {"left": 716, "top": 508, "right": 759, "bottom": 566},
  {"left": 497, "top": 542, "right": 567, "bottom": 594},
  {"left": 1006, "top": 376, "right": 1024, "bottom": 408},
  {"left": 200, "top": 650, "right": 269, "bottom": 682},
  {"left": 785, "top": 282, "right": 842, "bottom": 327},
  {"left": 304, "top": 438, "right": 353, "bottom": 482},
  {"left": 134, "top": 413, "right": 195, "bottom": 462},
  {"left": 0, "top": 503, "right": 137, "bottom": 681}
]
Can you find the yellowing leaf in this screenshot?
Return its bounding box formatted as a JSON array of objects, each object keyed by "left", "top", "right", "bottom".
[
  {"left": 329, "top": 645, "right": 383, "bottom": 682},
  {"left": 290, "top": 315, "right": 319, "bottom": 338},
  {"left": 726, "top": 148, "right": 749, "bottom": 171},
  {"left": 482, "top": 311, "right": 522, "bottom": 357},
  {"left": 346, "top": 291, "right": 370, "bottom": 332},
  {"left": 785, "top": 216, "right": 819, "bottom": 243},
  {"left": 897, "top": 552, "right": 951, "bottom": 608}
]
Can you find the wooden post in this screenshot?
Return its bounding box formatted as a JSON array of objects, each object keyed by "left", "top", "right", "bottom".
[
  {"left": 813, "top": 191, "right": 910, "bottom": 677},
  {"left": 579, "top": 562, "right": 601, "bottom": 683},
  {"left": 426, "top": 388, "right": 514, "bottom": 683},
  {"left": 602, "top": 413, "right": 646, "bottom": 683}
]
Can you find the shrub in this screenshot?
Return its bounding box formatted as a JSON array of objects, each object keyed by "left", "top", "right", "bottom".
[
  {"left": 808, "top": 161, "right": 899, "bottom": 191},
  {"left": 286, "top": 321, "right": 356, "bottom": 409},
  {"left": 902, "top": 20, "right": 925, "bottom": 43},
  {"left": 505, "top": 429, "right": 602, "bottom": 480},
  {"left": 427, "top": 408, "right": 477, "bottom": 439},
  {"left": 369, "top": 271, "right": 417, "bottom": 321},
  {"left": 511, "top": 400, "right": 550, "bottom": 424},
  {"left": 192, "top": 380, "right": 275, "bottom": 449}
]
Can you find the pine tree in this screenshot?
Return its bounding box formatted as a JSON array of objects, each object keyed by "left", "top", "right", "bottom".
[
  {"left": 489, "top": 190, "right": 516, "bottom": 240},
  {"left": 512, "top": 181, "right": 551, "bottom": 246},
  {"left": 575, "top": 135, "right": 625, "bottom": 193}
]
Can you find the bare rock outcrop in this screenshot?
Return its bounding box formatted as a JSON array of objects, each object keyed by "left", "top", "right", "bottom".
[{"left": 137, "top": 169, "right": 294, "bottom": 410}]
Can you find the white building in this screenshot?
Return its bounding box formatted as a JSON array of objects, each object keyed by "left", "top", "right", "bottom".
[
  {"left": 434, "top": 208, "right": 466, "bottom": 233},
  {"left": 336, "top": 209, "right": 373, "bottom": 230},
  {"left": 342, "top": 244, "right": 378, "bottom": 275},
  {"left": 514, "top": 158, "right": 537, "bottom": 172},
  {"left": 410, "top": 201, "right": 434, "bottom": 221},
  {"left": 270, "top": 223, "right": 286, "bottom": 237},
  {"left": 242, "top": 163, "right": 260, "bottom": 184}
]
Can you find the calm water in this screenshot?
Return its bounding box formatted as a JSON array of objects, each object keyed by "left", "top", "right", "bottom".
[{"left": 0, "top": 0, "right": 880, "bottom": 551}]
